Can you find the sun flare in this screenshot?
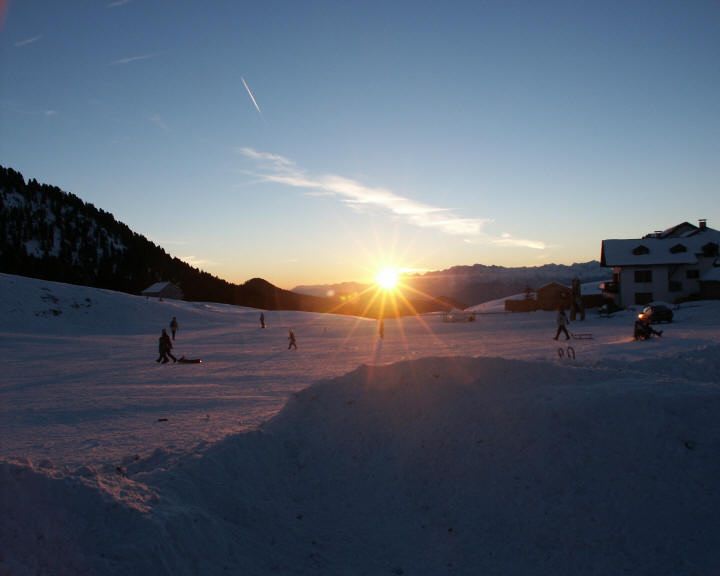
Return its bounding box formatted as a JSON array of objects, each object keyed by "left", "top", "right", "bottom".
[{"left": 375, "top": 267, "right": 400, "bottom": 290}]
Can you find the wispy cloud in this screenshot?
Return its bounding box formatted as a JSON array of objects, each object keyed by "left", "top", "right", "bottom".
[
  {"left": 0, "top": 99, "right": 57, "bottom": 117},
  {"left": 149, "top": 113, "right": 168, "bottom": 130},
  {"left": 111, "top": 53, "right": 154, "bottom": 65},
  {"left": 181, "top": 255, "right": 217, "bottom": 268},
  {"left": 107, "top": 0, "right": 132, "bottom": 7},
  {"left": 490, "top": 233, "right": 546, "bottom": 250},
  {"left": 239, "top": 147, "right": 547, "bottom": 249},
  {"left": 241, "top": 77, "right": 262, "bottom": 115},
  {"left": 154, "top": 239, "right": 189, "bottom": 246},
  {"left": 15, "top": 35, "right": 41, "bottom": 47},
  {"left": 238, "top": 147, "right": 490, "bottom": 238}
]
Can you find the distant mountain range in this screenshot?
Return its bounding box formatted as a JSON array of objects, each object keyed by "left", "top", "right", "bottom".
[
  {"left": 0, "top": 166, "right": 453, "bottom": 317},
  {"left": 295, "top": 261, "right": 609, "bottom": 309}
]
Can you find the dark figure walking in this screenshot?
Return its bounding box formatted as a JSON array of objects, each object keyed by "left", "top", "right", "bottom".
[
  {"left": 170, "top": 316, "right": 179, "bottom": 340},
  {"left": 260, "top": 312, "right": 266, "bottom": 329},
  {"left": 378, "top": 318, "right": 384, "bottom": 339},
  {"left": 288, "top": 329, "right": 297, "bottom": 350},
  {"left": 553, "top": 307, "right": 570, "bottom": 341},
  {"left": 157, "top": 328, "right": 177, "bottom": 363}
]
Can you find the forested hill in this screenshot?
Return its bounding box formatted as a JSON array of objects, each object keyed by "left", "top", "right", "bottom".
[
  {"left": 0, "top": 166, "right": 335, "bottom": 311},
  {"left": 0, "top": 166, "right": 454, "bottom": 316}
]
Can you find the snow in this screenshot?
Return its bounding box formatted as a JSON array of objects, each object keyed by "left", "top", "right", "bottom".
[{"left": 2, "top": 272, "right": 720, "bottom": 575}]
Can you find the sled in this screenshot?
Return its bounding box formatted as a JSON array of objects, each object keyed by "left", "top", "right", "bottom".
[
  {"left": 571, "top": 333, "right": 593, "bottom": 340},
  {"left": 178, "top": 356, "right": 202, "bottom": 364}
]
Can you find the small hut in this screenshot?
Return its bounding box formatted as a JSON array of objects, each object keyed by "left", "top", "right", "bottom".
[
  {"left": 141, "top": 281, "right": 184, "bottom": 300},
  {"left": 536, "top": 282, "right": 572, "bottom": 311}
]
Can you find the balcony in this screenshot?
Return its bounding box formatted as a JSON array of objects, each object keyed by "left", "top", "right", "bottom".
[{"left": 600, "top": 281, "right": 619, "bottom": 294}]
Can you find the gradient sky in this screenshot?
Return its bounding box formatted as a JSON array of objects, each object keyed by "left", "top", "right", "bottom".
[{"left": 1, "top": 1, "right": 719, "bottom": 288}]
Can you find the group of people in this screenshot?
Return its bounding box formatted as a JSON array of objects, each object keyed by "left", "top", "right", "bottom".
[
  {"left": 156, "top": 316, "right": 179, "bottom": 363},
  {"left": 553, "top": 305, "right": 665, "bottom": 342},
  {"left": 155, "top": 314, "right": 301, "bottom": 363},
  {"left": 260, "top": 313, "right": 298, "bottom": 349}
]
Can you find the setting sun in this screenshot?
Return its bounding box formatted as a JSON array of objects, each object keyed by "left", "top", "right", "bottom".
[{"left": 375, "top": 267, "right": 400, "bottom": 290}]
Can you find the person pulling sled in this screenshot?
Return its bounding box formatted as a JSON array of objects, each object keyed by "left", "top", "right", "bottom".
[{"left": 157, "top": 328, "right": 177, "bottom": 363}]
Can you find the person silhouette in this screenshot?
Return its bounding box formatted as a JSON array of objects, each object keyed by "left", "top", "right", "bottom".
[
  {"left": 553, "top": 307, "right": 570, "bottom": 341},
  {"left": 288, "top": 329, "right": 297, "bottom": 350}
]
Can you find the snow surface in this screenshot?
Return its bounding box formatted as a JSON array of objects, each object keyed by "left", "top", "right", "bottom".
[{"left": 2, "top": 272, "right": 720, "bottom": 575}]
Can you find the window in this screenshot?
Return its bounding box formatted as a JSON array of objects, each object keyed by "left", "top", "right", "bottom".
[
  {"left": 670, "top": 244, "right": 687, "bottom": 254},
  {"left": 702, "top": 243, "right": 719, "bottom": 257},
  {"left": 669, "top": 281, "right": 682, "bottom": 292},
  {"left": 634, "top": 292, "right": 653, "bottom": 305},
  {"left": 632, "top": 245, "right": 650, "bottom": 255},
  {"left": 634, "top": 270, "right": 652, "bottom": 283},
  {"left": 686, "top": 269, "right": 700, "bottom": 279}
]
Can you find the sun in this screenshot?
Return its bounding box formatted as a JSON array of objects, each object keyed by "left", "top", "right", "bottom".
[{"left": 375, "top": 267, "right": 400, "bottom": 290}]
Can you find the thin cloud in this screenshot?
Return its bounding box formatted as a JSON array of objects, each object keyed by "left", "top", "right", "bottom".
[
  {"left": 107, "top": 0, "right": 132, "bottom": 7},
  {"left": 149, "top": 114, "right": 168, "bottom": 130},
  {"left": 241, "top": 77, "right": 262, "bottom": 115},
  {"left": 490, "top": 233, "right": 546, "bottom": 250},
  {"left": 111, "top": 53, "right": 154, "bottom": 65},
  {"left": 239, "top": 147, "right": 491, "bottom": 238},
  {"left": 181, "top": 255, "right": 217, "bottom": 267},
  {"left": 239, "top": 147, "right": 548, "bottom": 249},
  {"left": 236, "top": 147, "right": 293, "bottom": 170},
  {"left": 15, "top": 35, "right": 42, "bottom": 47},
  {"left": 44, "top": 110, "right": 57, "bottom": 117}
]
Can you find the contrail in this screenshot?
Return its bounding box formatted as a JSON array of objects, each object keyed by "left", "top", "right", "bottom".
[{"left": 241, "top": 76, "right": 262, "bottom": 115}]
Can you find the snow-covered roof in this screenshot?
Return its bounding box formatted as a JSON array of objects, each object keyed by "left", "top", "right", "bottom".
[
  {"left": 142, "top": 281, "right": 176, "bottom": 294},
  {"left": 602, "top": 227, "right": 720, "bottom": 267}
]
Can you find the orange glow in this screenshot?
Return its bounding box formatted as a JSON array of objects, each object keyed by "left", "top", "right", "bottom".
[{"left": 375, "top": 267, "right": 400, "bottom": 290}]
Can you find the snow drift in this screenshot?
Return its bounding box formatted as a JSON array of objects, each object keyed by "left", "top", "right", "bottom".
[{"left": 3, "top": 355, "right": 720, "bottom": 575}]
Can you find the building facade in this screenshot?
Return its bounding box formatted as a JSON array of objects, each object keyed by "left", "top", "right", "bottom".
[{"left": 600, "top": 220, "right": 720, "bottom": 306}]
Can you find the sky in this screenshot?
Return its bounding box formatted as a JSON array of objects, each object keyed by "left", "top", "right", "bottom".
[{"left": 1, "top": 1, "right": 719, "bottom": 288}]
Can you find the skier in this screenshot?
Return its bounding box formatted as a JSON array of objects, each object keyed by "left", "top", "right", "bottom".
[
  {"left": 260, "top": 312, "right": 266, "bottom": 329},
  {"left": 170, "top": 316, "right": 179, "bottom": 340},
  {"left": 288, "top": 329, "right": 297, "bottom": 350},
  {"left": 157, "top": 328, "right": 177, "bottom": 363},
  {"left": 553, "top": 306, "right": 570, "bottom": 341}
]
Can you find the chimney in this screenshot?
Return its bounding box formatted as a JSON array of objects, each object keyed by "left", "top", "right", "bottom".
[{"left": 699, "top": 219, "right": 707, "bottom": 230}]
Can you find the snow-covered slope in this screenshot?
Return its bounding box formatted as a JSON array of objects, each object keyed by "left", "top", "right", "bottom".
[{"left": 2, "top": 273, "right": 720, "bottom": 575}]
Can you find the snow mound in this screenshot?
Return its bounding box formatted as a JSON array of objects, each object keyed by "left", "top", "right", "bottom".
[{"left": 3, "top": 355, "right": 720, "bottom": 575}]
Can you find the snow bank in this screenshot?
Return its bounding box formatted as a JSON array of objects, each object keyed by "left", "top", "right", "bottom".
[{"left": 3, "top": 355, "right": 720, "bottom": 575}]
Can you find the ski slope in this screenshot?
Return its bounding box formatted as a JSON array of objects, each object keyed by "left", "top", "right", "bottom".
[{"left": 1, "top": 273, "right": 720, "bottom": 575}]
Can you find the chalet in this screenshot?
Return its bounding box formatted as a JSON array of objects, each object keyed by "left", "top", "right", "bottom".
[
  {"left": 600, "top": 220, "right": 720, "bottom": 306},
  {"left": 141, "top": 281, "right": 184, "bottom": 300}
]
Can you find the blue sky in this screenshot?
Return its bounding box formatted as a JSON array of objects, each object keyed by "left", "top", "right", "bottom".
[{"left": 1, "top": 1, "right": 719, "bottom": 288}]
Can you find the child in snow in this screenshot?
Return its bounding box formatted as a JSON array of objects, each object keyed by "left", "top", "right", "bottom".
[
  {"left": 260, "top": 312, "right": 266, "bottom": 329},
  {"left": 634, "top": 319, "right": 663, "bottom": 340},
  {"left": 553, "top": 307, "right": 570, "bottom": 341},
  {"left": 157, "top": 328, "right": 177, "bottom": 363},
  {"left": 170, "top": 317, "right": 179, "bottom": 340},
  {"left": 288, "top": 329, "right": 297, "bottom": 350}
]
